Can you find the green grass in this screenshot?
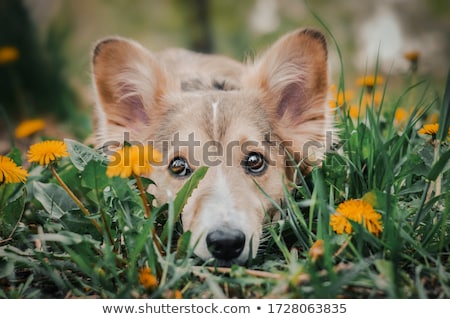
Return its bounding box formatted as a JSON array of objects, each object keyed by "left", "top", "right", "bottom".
[{"left": 0, "top": 42, "right": 449, "bottom": 299}]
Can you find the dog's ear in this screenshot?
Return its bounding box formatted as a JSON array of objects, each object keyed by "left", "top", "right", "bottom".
[
  {"left": 92, "top": 37, "right": 175, "bottom": 145},
  {"left": 243, "top": 28, "right": 330, "bottom": 174}
]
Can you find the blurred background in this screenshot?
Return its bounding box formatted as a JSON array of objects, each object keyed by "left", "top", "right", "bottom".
[{"left": 0, "top": 0, "right": 449, "bottom": 149}]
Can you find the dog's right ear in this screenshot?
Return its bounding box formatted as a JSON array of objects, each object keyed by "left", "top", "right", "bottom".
[
  {"left": 243, "top": 28, "right": 330, "bottom": 175},
  {"left": 92, "top": 37, "right": 175, "bottom": 145}
]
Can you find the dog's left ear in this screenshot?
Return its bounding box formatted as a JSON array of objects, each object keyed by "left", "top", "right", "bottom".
[{"left": 243, "top": 28, "right": 330, "bottom": 174}]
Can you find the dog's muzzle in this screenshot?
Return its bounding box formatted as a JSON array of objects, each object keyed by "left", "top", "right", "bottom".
[{"left": 206, "top": 228, "right": 245, "bottom": 264}]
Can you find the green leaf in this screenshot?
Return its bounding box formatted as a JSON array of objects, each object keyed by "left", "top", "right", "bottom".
[
  {"left": 427, "top": 149, "right": 450, "bottom": 181},
  {"left": 350, "top": 123, "right": 373, "bottom": 160},
  {"left": 32, "top": 181, "right": 78, "bottom": 218},
  {"left": 173, "top": 166, "right": 208, "bottom": 216},
  {"left": 176, "top": 231, "right": 192, "bottom": 259},
  {"left": 32, "top": 230, "right": 100, "bottom": 245},
  {"left": 160, "top": 167, "right": 208, "bottom": 243},
  {"left": 374, "top": 259, "right": 398, "bottom": 297},
  {"left": 6, "top": 147, "right": 22, "bottom": 166},
  {"left": 81, "top": 160, "right": 108, "bottom": 192},
  {"left": 0, "top": 188, "right": 26, "bottom": 238},
  {"left": 437, "top": 69, "right": 450, "bottom": 142},
  {"left": 64, "top": 138, "right": 105, "bottom": 171}
]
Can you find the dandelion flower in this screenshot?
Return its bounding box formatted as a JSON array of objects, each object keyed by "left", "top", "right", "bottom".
[
  {"left": 329, "top": 89, "right": 354, "bottom": 109},
  {"left": 360, "top": 91, "right": 383, "bottom": 107},
  {"left": 27, "top": 140, "right": 69, "bottom": 166},
  {"left": 139, "top": 267, "right": 158, "bottom": 290},
  {"left": 404, "top": 51, "right": 420, "bottom": 62},
  {"left": 0, "top": 46, "right": 19, "bottom": 64},
  {"left": 404, "top": 51, "right": 420, "bottom": 73},
  {"left": 418, "top": 123, "right": 439, "bottom": 136},
  {"left": 0, "top": 155, "right": 28, "bottom": 184},
  {"left": 357, "top": 75, "right": 384, "bottom": 87},
  {"left": 106, "top": 144, "right": 162, "bottom": 178},
  {"left": 418, "top": 123, "right": 450, "bottom": 141},
  {"left": 349, "top": 105, "right": 363, "bottom": 119},
  {"left": 330, "top": 199, "right": 383, "bottom": 236},
  {"left": 394, "top": 108, "right": 409, "bottom": 123},
  {"left": 14, "top": 118, "right": 45, "bottom": 139}
]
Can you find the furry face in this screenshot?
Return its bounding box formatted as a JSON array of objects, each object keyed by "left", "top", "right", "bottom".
[{"left": 92, "top": 28, "right": 330, "bottom": 266}]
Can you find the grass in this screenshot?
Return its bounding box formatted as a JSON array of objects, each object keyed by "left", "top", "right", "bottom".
[{"left": 0, "top": 39, "right": 449, "bottom": 299}]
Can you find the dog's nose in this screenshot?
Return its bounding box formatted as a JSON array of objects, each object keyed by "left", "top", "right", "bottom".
[{"left": 206, "top": 228, "right": 245, "bottom": 261}]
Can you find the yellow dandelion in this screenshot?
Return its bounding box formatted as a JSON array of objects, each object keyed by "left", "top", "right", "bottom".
[
  {"left": 27, "top": 140, "right": 69, "bottom": 166},
  {"left": 404, "top": 51, "right": 420, "bottom": 72},
  {"left": 357, "top": 75, "right": 384, "bottom": 93},
  {"left": 418, "top": 123, "right": 449, "bottom": 141},
  {"left": 139, "top": 267, "right": 158, "bottom": 290},
  {"left": 360, "top": 91, "right": 383, "bottom": 107},
  {"left": 0, "top": 46, "right": 19, "bottom": 64},
  {"left": 330, "top": 199, "right": 383, "bottom": 236},
  {"left": 0, "top": 155, "right": 28, "bottom": 185},
  {"left": 418, "top": 123, "right": 439, "bottom": 136},
  {"left": 394, "top": 108, "right": 409, "bottom": 123},
  {"left": 329, "top": 89, "right": 354, "bottom": 109},
  {"left": 106, "top": 144, "right": 162, "bottom": 178},
  {"left": 404, "top": 51, "right": 420, "bottom": 63},
  {"left": 174, "top": 290, "right": 183, "bottom": 299},
  {"left": 309, "top": 239, "right": 324, "bottom": 262},
  {"left": 14, "top": 118, "right": 46, "bottom": 139},
  {"left": 349, "top": 105, "right": 364, "bottom": 119}
]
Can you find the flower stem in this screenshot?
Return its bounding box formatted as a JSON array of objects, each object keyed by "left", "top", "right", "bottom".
[
  {"left": 133, "top": 173, "right": 164, "bottom": 256},
  {"left": 50, "top": 165, "right": 103, "bottom": 235},
  {"left": 135, "top": 173, "right": 151, "bottom": 218},
  {"left": 99, "top": 208, "right": 115, "bottom": 247},
  {"left": 426, "top": 139, "right": 441, "bottom": 202}
]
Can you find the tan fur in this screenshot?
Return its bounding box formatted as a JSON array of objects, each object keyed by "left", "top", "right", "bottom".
[{"left": 92, "top": 28, "right": 330, "bottom": 265}]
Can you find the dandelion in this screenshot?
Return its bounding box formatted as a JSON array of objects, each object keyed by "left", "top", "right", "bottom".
[
  {"left": 139, "top": 266, "right": 158, "bottom": 290},
  {"left": 357, "top": 75, "right": 384, "bottom": 88},
  {"left": 0, "top": 155, "right": 28, "bottom": 185},
  {"left": 394, "top": 108, "right": 409, "bottom": 123},
  {"left": 309, "top": 239, "right": 324, "bottom": 262},
  {"left": 330, "top": 199, "right": 383, "bottom": 236},
  {"left": 0, "top": 46, "right": 19, "bottom": 64},
  {"left": 329, "top": 89, "right": 354, "bottom": 109},
  {"left": 349, "top": 105, "right": 363, "bottom": 119},
  {"left": 107, "top": 144, "right": 163, "bottom": 253},
  {"left": 27, "top": 140, "right": 106, "bottom": 239},
  {"left": 106, "top": 144, "right": 162, "bottom": 217},
  {"left": 404, "top": 51, "right": 420, "bottom": 62},
  {"left": 418, "top": 123, "right": 439, "bottom": 137},
  {"left": 106, "top": 145, "right": 162, "bottom": 178},
  {"left": 418, "top": 123, "right": 450, "bottom": 142},
  {"left": 360, "top": 91, "right": 383, "bottom": 107},
  {"left": 27, "top": 140, "right": 69, "bottom": 166},
  {"left": 14, "top": 118, "right": 45, "bottom": 139},
  {"left": 404, "top": 51, "right": 420, "bottom": 73}
]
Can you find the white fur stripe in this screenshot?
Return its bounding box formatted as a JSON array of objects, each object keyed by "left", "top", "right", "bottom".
[{"left": 211, "top": 101, "right": 219, "bottom": 139}]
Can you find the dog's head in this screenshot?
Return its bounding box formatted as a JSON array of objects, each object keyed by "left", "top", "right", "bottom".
[{"left": 92, "top": 29, "right": 329, "bottom": 266}]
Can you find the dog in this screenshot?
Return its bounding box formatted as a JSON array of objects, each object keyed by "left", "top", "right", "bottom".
[{"left": 92, "top": 28, "right": 330, "bottom": 266}]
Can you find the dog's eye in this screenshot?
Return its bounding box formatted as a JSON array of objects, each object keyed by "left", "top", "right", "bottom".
[
  {"left": 242, "top": 152, "right": 267, "bottom": 175},
  {"left": 168, "top": 157, "right": 192, "bottom": 177}
]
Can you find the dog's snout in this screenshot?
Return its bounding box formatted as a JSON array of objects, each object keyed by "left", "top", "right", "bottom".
[{"left": 206, "top": 228, "right": 245, "bottom": 261}]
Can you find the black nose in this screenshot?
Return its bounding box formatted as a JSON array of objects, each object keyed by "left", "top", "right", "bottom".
[{"left": 206, "top": 228, "right": 246, "bottom": 261}]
